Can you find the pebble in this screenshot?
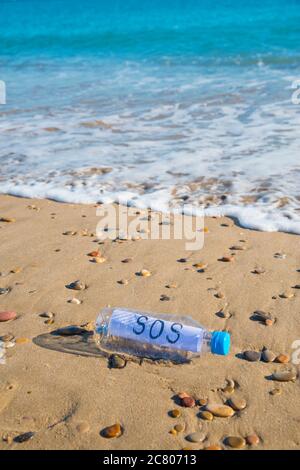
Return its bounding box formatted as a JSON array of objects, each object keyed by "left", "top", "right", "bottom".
[
  {"left": 220, "top": 256, "right": 234, "bottom": 262},
  {"left": 0, "top": 287, "right": 11, "bottom": 296},
  {"left": 56, "top": 326, "right": 84, "bottom": 336},
  {"left": 118, "top": 279, "right": 129, "bottom": 285},
  {"left": 121, "top": 258, "right": 132, "bottom": 263},
  {"left": 0, "top": 311, "right": 16, "bottom": 322},
  {"left": 270, "top": 388, "right": 282, "bottom": 396},
  {"left": 253, "top": 267, "right": 265, "bottom": 274},
  {"left": 109, "top": 354, "right": 126, "bottom": 369},
  {"left": 217, "top": 309, "right": 231, "bottom": 319},
  {"left": 76, "top": 422, "right": 90, "bottom": 434},
  {"left": 198, "top": 398, "right": 208, "bottom": 406},
  {"left": 293, "top": 285, "right": 300, "bottom": 289},
  {"left": 39, "top": 311, "right": 54, "bottom": 319},
  {"left": 169, "top": 409, "right": 181, "bottom": 418},
  {"left": 63, "top": 230, "right": 77, "bottom": 236},
  {"left": 272, "top": 371, "right": 297, "bottom": 382},
  {"left": 68, "top": 298, "right": 82, "bottom": 305},
  {"left": 0, "top": 333, "right": 15, "bottom": 342},
  {"left": 139, "top": 269, "right": 152, "bottom": 277},
  {"left": 274, "top": 253, "right": 286, "bottom": 259},
  {"left": 15, "top": 337, "right": 30, "bottom": 344},
  {"left": 177, "top": 258, "right": 187, "bottom": 263},
  {"left": 204, "top": 445, "right": 222, "bottom": 450},
  {"left": 228, "top": 396, "right": 247, "bottom": 411},
  {"left": 169, "top": 428, "right": 177, "bottom": 436},
  {"left": 181, "top": 396, "right": 195, "bottom": 408},
  {"left": 87, "top": 250, "right": 101, "bottom": 257},
  {"left": 10, "top": 267, "right": 22, "bottom": 274},
  {"left": 160, "top": 294, "right": 170, "bottom": 301},
  {"left": 68, "top": 280, "right": 86, "bottom": 290},
  {"left": 230, "top": 245, "right": 246, "bottom": 251},
  {"left": 244, "top": 350, "right": 261, "bottom": 362},
  {"left": 93, "top": 256, "right": 106, "bottom": 264},
  {"left": 186, "top": 432, "right": 205, "bottom": 443},
  {"left": 174, "top": 424, "right": 185, "bottom": 433},
  {"left": 276, "top": 354, "right": 290, "bottom": 364},
  {"left": 205, "top": 404, "right": 234, "bottom": 418},
  {"left": 101, "top": 423, "right": 122, "bottom": 438},
  {"left": 199, "top": 411, "right": 213, "bottom": 421},
  {"left": 2, "top": 434, "right": 13, "bottom": 444},
  {"left": 253, "top": 310, "right": 274, "bottom": 325},
  {"left": 225, "top": 436, "right": 246, "bottom": 449},
  {"left": 14, "top": 432, "right": 35, "bottom": 443},
  {"left": 193, "top": 263, "right": 208, "bottom": 270},
  {"left": 280, "top": 291, "right": 294, "bottom": 299},
  {"left": 215, "top": 291, "right": 225, "bottom": 299},
  {"left": 166, "top": 283, "right": 177, "bottom": 289},
  {"left": 0, "top": 217, "right": 15, "bottom": 223},
  {"left": 246, "top": 434, "right": 260, "bottom": 446},
  {"left": 262, "top": 349, "right": 276, "bottom": 363}
]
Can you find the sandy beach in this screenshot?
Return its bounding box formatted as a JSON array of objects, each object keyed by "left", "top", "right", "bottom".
[{"left": 0, "top": 194, "right": 299, "bottom": 450}]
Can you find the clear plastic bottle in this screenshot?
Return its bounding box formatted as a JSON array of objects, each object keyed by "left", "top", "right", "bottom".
[{"left": 95, "top": 307, "right": 230, "bottom": 362}]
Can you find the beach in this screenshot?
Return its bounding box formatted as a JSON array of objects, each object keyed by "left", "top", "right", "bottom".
[{"left": 0, "top": 194, "right": 299, "bottom": 450}]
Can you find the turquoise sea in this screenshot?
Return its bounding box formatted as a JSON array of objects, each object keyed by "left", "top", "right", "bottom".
[{"left": 1, "top": 0, "right": 300, "bottom": 232}]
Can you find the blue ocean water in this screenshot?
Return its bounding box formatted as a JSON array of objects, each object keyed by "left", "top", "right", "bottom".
[{"left": 1, "top": 0, "right": 300, "bottom": 232}]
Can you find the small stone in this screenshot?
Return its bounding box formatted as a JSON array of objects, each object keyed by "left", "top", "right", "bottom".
[
  {"left": 222, "top": 385, "right": 234, "bottom": 394},
  {"left": 10, "top": 267, "right": 22, "bottom": 273},
  {"left": 67, "top": 280, "right": 86, "bottom": 290},
  {"left": 39, "top": 311, "right": 54, "bottom": 319},
  {"left": 166, "top": 283, "right": 177, "bottom": 289},
  {"left": 174, "top": 424, "right": 185, "bottom": 433},
  {"left": 121, "top": 258, "right": 132, "bottom": 263},
  {"left": 262, "top": 349, "right": 276, "bottom": 363},
  {"left": 246, "top": 434, "right": 260, "bottom": 446},
  {"left": 217, "top": 310, "right": 231, "bottom": 319},
  {"left": 169, "top": 428, "right": 177, "bottom": 436},
  {"left": 198, "top": 398, "right": 208, "bottom": 406},
  {"left": 265, "top": 319, "right": 274, "bottom": 326},
  {"left": 2, "top": 434, "right": 13, "bottom": 444},
  {"left": 280, "top": 291, "right": 294, "bottom": 299},
  {"left": 109, "top": 354, "right": 126, "bottom": 369},
  {"left": 199, "top": 411, "right": 213, "bottom": 421},
  {"left": 272, "top": 371, "right": 297, "bottom": 382},
  {"left": 14, "top": 432, "right": 35, "bottom": 443},
  {"left": 0, "top": 217, "right": 15, "bottom": 223},
  {"left": 101, "top": 423, "right": 122, "bottom": 438},
  {"left": 225, "top": 436, "right": 246, "bottom": 449},
  {"left": 205, "top": 404, "right": 234, "bottom": 418},
  {"left": 220, "top": 256, "right": 234, "bottom": 262},
  {"left": 244, "top": 350, "right": 261, "bottom": 362},
  {"left": 76, "top": 422, "right": 90, "bottom": 434},
  {"left": 56, "top": 326, "right": 84, "bottom": 336},
  {"left": 15, "top": 337, "right": 30, "bottom": 344},
  {"left": 45, "top": 318, "right": 55, "bottom": 325},
  {"left": 68, "top": 298, "right": 82, "bottom": 305},
  {"left": 215, "top": 292, "right": 225, "bottom": 299},
  {"left": 181, "top": 396, "right": 195, "bottom": 408},
  {"left": 293, "top": 285, "right": 300, "bottom": 289},
  {"left": 177, "top": 258, "right": 187, "bottom": 263},
  {"left": 87, "top": 250, "right": 101, "bottom": 257},
  {"left": 203, "top": 227, "right": 209, "bottom": 233},
  {"left": 139, "top": 269, "right": 152, "bottom": 277},
  {"left": 63, "top": 230, "right": 77, "bottom": 236},
  {"left": 275, "top": 354, "right": 290, "bottom": 364},
  {"left": 230, "top": 245, "right": 246, "bottom": 251},
  {"left": 0, "top": 333, "right": 15, "bottom": 342},
  {"left": 0, "top": 311, "right": 16, "bottom": 322},
  {"left": 118, "top": 279, "right": 129, "bottom": 285},
  {"left": 274, "top": 253, "right": 286, "bottom": 259},
  {"left": 169, "top": 409, "right": 181, "bottom": 418},
  {"left": 204, "top": 445, "right": 222, "bottom": 450},
  {"left": 186, "top": 432, "right": 205, "bottom": 443},
  {"left": 160, "top": 294, "right": 170, "bottom": 301},
  {"left": 253, "top": 267, "right": 265, "bottom": 274},
  {"left": 0, "top": 287, "right": 11, "bottom": 295},
  {"left": 228, "top": 396, "right": 247, "bottom": 411},
  {"left": 93, "top": 256, "right": 106, "bottom": 264},
  {"left": 252, "top": 310, "right": 274, "bottom": 325},
  {"left": 193, "top": 263, "right": 208, "bottom": 270},
  {"left": 270, "top": 388, "right": 282, "bottom": 396}
]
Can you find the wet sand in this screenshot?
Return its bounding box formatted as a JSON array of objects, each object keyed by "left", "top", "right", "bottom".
[{"left": 0, "top": 194, "right": 299, "bottom": 450}]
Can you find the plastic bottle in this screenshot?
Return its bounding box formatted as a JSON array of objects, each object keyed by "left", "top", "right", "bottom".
[{"left": 95, "top": 307, "right": 230, "bottom": 362}]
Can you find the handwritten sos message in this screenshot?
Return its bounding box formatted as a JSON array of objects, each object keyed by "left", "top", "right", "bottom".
[{"left": 108, "top": 309, "right": 204, "bottom": 353}]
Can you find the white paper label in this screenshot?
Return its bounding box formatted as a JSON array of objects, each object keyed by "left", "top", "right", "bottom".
[{"left": 108, "top": 309, "right": 204, "bottom": 353}]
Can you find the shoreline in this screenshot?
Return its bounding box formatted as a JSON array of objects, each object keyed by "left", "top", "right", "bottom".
[{"left": 0, "top": 194, "right": 299, "bottom": 450}]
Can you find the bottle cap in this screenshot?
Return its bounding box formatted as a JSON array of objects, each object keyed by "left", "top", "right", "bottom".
[{"left": 211, "top": 331, "right": 230, "bottom": 355}]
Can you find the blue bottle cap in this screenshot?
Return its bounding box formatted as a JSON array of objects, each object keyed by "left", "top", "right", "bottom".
[{"left": 211, "top": 331, "right": 230, "bottom": 355}]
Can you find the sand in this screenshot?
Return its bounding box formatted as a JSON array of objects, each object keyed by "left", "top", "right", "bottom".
[{"left": 0, "top": 194, "right": 299, "bottom": 450}]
